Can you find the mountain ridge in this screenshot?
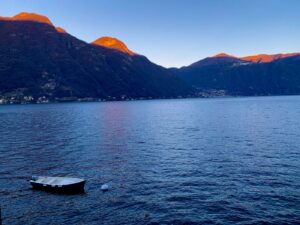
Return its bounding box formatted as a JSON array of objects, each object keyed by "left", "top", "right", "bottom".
[
  {"left": 0, "top": 13, "right": 192, "bottom": 104},
  {"left": 1, "top": 12, "right": 299, "bottom": 66},
  {"left": 240, "top": 53, "right": 300, "bottom": 63},
  {"left": 1, "top": 12, "right": 300, "bottom": 104},
  {"left": 175, "top": 53, "right": 300, "bottom": 96},
  {"left": 0, "top": 12, "right": 67, "bottom": 33},
  {"left": 92, "top": 37, "right": 136, "bottom": 55}
]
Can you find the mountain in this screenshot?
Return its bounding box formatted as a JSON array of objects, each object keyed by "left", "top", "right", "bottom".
[
  {"left": 241, "top": 53, "right": 300, "bottom": 63},
  {"left": 92, "top": 37, "right": 136, "bottom": 55},
  {"left": 0, "top": 12, "right": 66, "bottom": 33},
  {"left": 0, "top": 13, "right": 192, "bottom": 103},
  {"left": 186, "top": 53, "right": 246, "bottom": 68},
  {"left": 173, "top": 53, "right": 249, "bottom": 93},
  {"left": 175, "top": 53, "right": 300, "bottom": 96},
  {"left": 0, "top": 12, "right": 53, "bottom": 25},
  {"left": 1, "top": 12, "right": 300, "bottom": 103},
  {"left": 213, "top": 53, "right": 236, "bottom": 58}
]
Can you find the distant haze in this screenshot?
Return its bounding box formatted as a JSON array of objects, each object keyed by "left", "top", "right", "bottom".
[{"left": 0, "top": 0, "right": 299, "bottom": 67}]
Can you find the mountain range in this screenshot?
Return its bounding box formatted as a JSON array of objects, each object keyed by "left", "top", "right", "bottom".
[
  {"left": 0, "top": 12, "right": 192, "bottom": 103},
  {"left": 0, "top": 12, "right": 300, "bottom": 104},
  {"left": 175, "top": 53, "right": 300, "bottom": 96}
]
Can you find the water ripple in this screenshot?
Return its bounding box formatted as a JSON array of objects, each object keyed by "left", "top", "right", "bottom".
[{"left": 0, "top": 96, "right": 300, "bottom": 224}]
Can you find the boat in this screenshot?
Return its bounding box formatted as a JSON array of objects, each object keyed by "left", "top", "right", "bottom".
[{"left": 30, "top": 176, "right": 86, "bottom": 193}]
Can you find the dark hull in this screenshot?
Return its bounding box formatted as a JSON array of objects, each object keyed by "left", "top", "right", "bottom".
[{"left": 30, "top": 181, "right": 85, "bottom": 194}]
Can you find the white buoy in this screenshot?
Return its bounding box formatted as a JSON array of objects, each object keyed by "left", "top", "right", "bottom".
[{"left": 101, "top": 184, "right": 109, "bottom": 191}]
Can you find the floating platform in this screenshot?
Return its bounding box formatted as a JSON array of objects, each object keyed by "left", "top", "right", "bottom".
[{"left": 30, "top": 176, "right": 85, "bottom": 193}]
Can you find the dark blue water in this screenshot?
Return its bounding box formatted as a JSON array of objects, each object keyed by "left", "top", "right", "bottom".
[{"left": 0, "top": 96, "right": 300, "bottom": 225}]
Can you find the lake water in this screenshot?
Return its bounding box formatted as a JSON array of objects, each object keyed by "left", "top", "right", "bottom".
[{"left": 0, "top": 96, "right": 300, "bottom": 225}]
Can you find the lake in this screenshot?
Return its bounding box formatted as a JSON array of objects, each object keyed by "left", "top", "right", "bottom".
[{"left": 0, "top": 96, "right": 300, "bottom": 224}]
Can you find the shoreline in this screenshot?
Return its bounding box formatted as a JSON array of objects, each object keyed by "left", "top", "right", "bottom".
[{"left": 0, "top": 93, "right": 299, "bottom": 106}]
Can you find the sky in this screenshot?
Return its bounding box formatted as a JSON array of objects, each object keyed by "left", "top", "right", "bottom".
[{"left": 0, "top": 0, "right": 300, "bottom": 68}]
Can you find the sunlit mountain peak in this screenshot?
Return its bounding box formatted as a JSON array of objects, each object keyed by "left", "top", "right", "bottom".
[
  {"left": 0, "top": 12, "right": 66, "bottom": 33},
  {"left": 92, "top": 36, "right": 136, "bottom": 55}
]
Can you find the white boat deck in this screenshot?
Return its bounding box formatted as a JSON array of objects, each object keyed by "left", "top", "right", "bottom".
[{"left": 32, "top": 176, "right": 85, "bottom": 186}]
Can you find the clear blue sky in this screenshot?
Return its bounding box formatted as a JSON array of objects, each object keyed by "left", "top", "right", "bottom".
[{"left": 1, "top": 0, "right": 300, "bottom": 67}]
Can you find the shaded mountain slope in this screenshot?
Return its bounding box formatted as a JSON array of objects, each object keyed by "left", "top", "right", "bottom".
[
  {"left": 175, "top": 53, "right": 300, "bottom": 96},
  {"left": 0, "top": 13, "right": 192, "bottom": 103}
]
